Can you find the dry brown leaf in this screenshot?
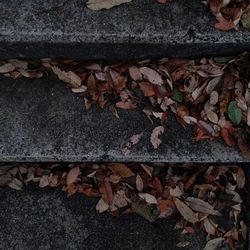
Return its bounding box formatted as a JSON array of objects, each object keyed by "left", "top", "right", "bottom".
[
  {"left": 109, "top": 163, "right": 135, "bottom": 178},
  {"left": 157, "top": 199, "right": 175, "bottom": 218},
  {"left": 52, "top": 66, "right": 82, "bottom": 88},
  {"left": 100, "top": 180, "right": 113, "bottom": 205},
  {"left": 139, "top": 82, "right": 156, "bottom": 96},
  {"left": 0, "top": 175, "right": 12, "bottom": 186},
  {"left": 115, "top": 100, "right": 137, "bottom": 109}
]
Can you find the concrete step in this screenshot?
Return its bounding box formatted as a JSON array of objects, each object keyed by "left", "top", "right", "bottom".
[
  {"left": 0, "top": 75, "right": 248, "bottom": 162},
  {"left": 0, "top": 166, "right": 249, "bottom": 249},
  {"left": 0, "top": 0, "right": 249, "bottom": 60},
  {"left": 0, "top": 184, "right": 206, "bottom": 250}
]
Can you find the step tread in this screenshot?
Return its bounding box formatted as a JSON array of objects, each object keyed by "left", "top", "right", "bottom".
[
  {"left": 0, "top": 185, "right": 205, "bottom": 249},
  {"left": 0, "top": 76, "right": 246, "bottom": 162},
  {"left": 1, "top": 0, "right": 249, "bottom": 59}
]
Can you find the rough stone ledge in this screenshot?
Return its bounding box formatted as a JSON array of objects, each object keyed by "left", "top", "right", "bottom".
[
  {"left": 0, "top": 0, "right": 250, "bottom": 59},
  {"left": 0, "top": 76, "right": 248, "bottom": 163}
]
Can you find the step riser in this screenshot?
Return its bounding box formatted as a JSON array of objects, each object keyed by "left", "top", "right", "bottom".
[
  {"left": 1, "top": 0, "right": 249, "bottom": 60},
  {"left": 1, "top": 42, "right": 250, "bottom": 60}
]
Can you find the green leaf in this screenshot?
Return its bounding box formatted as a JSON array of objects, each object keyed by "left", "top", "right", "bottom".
[
  {"left": 213, "top": 56, "right": 233, "bottom": 64},
  {"left": 228, "top": 101, "right": 242, "bottom": 125},
  {"left": 171, "top": 88, "right": 183, "bottom": 103}
]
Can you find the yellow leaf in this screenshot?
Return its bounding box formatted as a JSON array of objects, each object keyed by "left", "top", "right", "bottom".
[{"left": 109, "top": 163, "right": 134, "bottom": 178}]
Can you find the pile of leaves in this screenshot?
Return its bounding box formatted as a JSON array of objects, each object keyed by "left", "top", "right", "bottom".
[
  {"left": 0, "top": 163, "right": 248, "bottom": 249},
  {"left": 86, "top": 0, "right": 250, "bottom": 31},
  {"left": 1, "top": 53, "right": 250, "bottom": 158}
]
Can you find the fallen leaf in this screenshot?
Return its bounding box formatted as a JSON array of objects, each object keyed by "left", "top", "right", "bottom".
[
  {"left": 204, "top": 237, "right": 224, "bottom": 250},
  {"left": 174, "top": 198, "right": 199, "bottom": 224},
  {"left": 109, "top": 163, "right": 135, "bottom": 178},
  {"left": 150, "top": 126, "right": 164, "bottom": 149},
  {"left": 235, "top": 168, "right": 245, "bottom": 189},
  {"left": 139, "top": 82, "right": 156, "bottom": 96},
  {"left": 185, "top": 197, "right": 221, "bottom": 216},
  {"left": 139, "top": 193, "right": 157, "bottom": 204},
  {"left": 228, "top": 101, "right": 242, "bottom": 125},
  {"left": 39, "top": 175, "right": 50, "bottom": 188},
  {"left": 136, "top": 174, "right": 143, "bottom": 192},
  {"left": 157, "top": 199, "right": 175, "bottom": 218},
  {"left": 52, "top": 66, "right": 82, "bottom": 88},
  {"left": 140, "top": 67, "right": 163, "bottom": 85},
  {"left": 203, "top": 218, "right": 217, "bottom": 235},
  {"left": 96, "top": 198, "right": 109, "bottom": 213},
  {"left": 66, "top": 166, "right": 80, "bottom": 185},
  {"left": 129, "top": 66, "right": 142, "bottom": 81},
  {"left": 87, "top": 0, "right": 132, "bottom": 10},
  {"left": 7, "top": 178, "right": 23, "bottom": 191}
]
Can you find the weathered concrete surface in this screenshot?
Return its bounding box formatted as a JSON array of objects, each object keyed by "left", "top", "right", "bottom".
[
  {"left": 0, "top": 76, "right": 248, "bottom": 162},
  {"left": 0, "top": 0, "right": 249, "bottom": 60},
  {"left": 0, "top": 185, "right": 205, "bottom": 250}
]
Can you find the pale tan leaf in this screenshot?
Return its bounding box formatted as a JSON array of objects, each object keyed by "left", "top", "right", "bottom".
[
  {"left": 66, "top": 166, "right": 80, "bottom": 185},
  {"left": 140, "top": 67, "right": 163, "bottom": 85},
  {"left": 136, "top": 174, "right": 143, "bottom": 192},
  {"left": 170, "top": 186, "right": 183, "bottom": 198},
  {"left": 7, "top": 178, "right": 23, "bottom": 191},
  {"left": 236, "top": 168, "right": 245, "bottom": 189},
  {"left": 210, "top": 91, "right": 219, "bottom": 105},
  {"left": 240, "top": 221, "right": 247, "bottom": 241},
  {"left": 150, "top": 126, "right": 164, "bottom": 149},
  {"left": 87, "top": 0, "right": 132, "bottom": 10},
  {"left": 140, "top": 164, "right": 153, "bottom": 177},
  {"left": 203, "top": 218, "right": 217, "bottom": 235},
  {"left": 207, "top": 110, "right": 218, "bottom": 124},
  {"left": 39, "top": 175, "right": 50, "bottom": 188},
  {"left": 8, "top": 59, "right": 28, "bottom": 69},
  {"left": 0, "top": 63, "right": 15, "bottom": 73},
  {"left": 205, "top": 77, "right": 221, "bottom": 94},
  {"left": 139, "top": 193, "right": 157, "bottom": 204},
  {"left": 71, "top": 86, "right": 87, "bottom": 93},
  {"left": 129, "top": 66, "right": 142, "bottom": 81},
  {"left": 96, "top": 198, "right": 109, "bottom": 213},
  {"left": 204, "top": 237, "right": 224, "bottom": 250},
  {"left": 183, "top": 116, "right": 197, "bottom": 125},
  {"left": 112, "top": 190, "right": 128, "bottom": 208},
  {"left": 174, "top": 198, "right": 199, "bottom": 224},
  {"left": 185, "top": 197, "right": 221, "bottom": 216}
]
